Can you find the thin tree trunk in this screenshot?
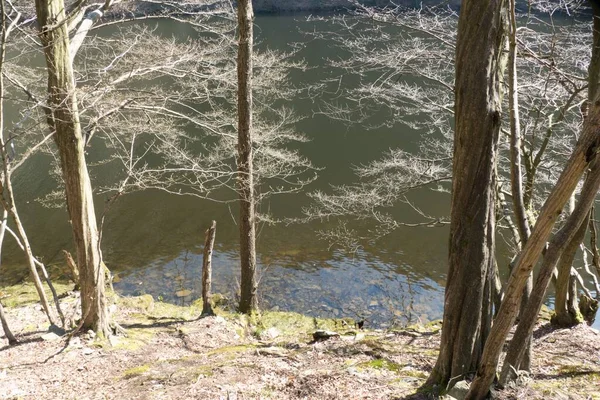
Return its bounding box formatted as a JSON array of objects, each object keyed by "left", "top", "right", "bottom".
[
  {"left": 507, "top": 0, "right": 533, "bottom": 367},
  {"left": 202, "top": 220, "right": 216, "bottom": 316},
  {"left": 0, "top": 301, "right": 16, "bottom": 345},
  {"left": 552, "top": 210, "right": 587, "bottom": 327},
  {"left": 508, "top": 0, "right": 530, "bottom": 247},
  {"left": 426, "top": 0, "right": 507, "bottom": 386},
  {"left": 587, "top": 210, "right": 600, "bottom": 294},
  {"left": 467, "top": 90, "right": 600, "bottom": 400},
  {"left": 0, "top": 205, "right": 16, "bottom": 345},
  {"left": 237, "top": 0, "right": 257, "bottom": 314},
  {"left": 0, "top": 3, "right": 56, "bottom": 326},
  {"left": 35, "top": 0, "right": 109, "bottom": 337},
  {"left": 497, "top": 157, "right": 600, "bottom": 387}
]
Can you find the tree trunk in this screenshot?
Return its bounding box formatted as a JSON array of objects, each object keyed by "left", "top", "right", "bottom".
[
  {"left": 467, "top": 37, "right": 600, "bottom": 400},
  {"left": 552, "top": 210, "right": 587, "bottom": 327},
  {"left": 0, "top": 3, "right": 58, "bottom": 326},
  {"left": 425, "top": 0, "right": 507, "bottom": 387},
  {"left": 507, "top": 0, "right": 532, "bottom": 369},
  {"left": 237, "top": 0, "right": 258, "bottom": 314},
  {"left": 202, "top": 220, "right": 216, "bottom": 316},
  {"left": 35, "top": 0, "right": 109, "bottom": 337}
]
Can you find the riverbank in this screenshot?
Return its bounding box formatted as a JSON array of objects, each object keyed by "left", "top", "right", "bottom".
[{"left": 0, "top": 285, "right": 599, "bottom": 399}]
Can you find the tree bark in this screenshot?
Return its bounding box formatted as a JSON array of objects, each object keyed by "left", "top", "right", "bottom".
[
  {"left": 35, "top": 0, "right": 109, "bottom": 337},
  {"left": 202, "top": 220, "right": 216, "bottom": 316},
  {"left": 425, "top": 0, "right": 507, "bottom": 387},
  {"left": 237, "top": 0, "right": 258, "bottom": 314}
]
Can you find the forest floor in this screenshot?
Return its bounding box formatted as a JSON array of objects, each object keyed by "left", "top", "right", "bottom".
[{"left": 0, "top": 284, "right": 599, "bottom": 400}]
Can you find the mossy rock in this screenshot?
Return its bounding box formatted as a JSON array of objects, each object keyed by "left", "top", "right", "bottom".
[{"left": 249, "top": 311, "right": 355, "bottom": 340}]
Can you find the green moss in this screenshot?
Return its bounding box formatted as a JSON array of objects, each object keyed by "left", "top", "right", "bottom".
[
  {"left": 550, "top": 310, "right": 585, "bottom": 327},
  {"left": 112, "top": 328, "right": 156, "bottom": 351},
  {"left": 123, "top": 364, "right": 150, "bottom": 378},
  {"left": 0, "top": 282, "right": 73, "bottom": 308},
  {"left": 557, "top": 364, "right": 600, "bottom": 377},
  {"left": 118, "top": 294, "right": 155, "bottom": 312},
  {"left": 207, "top": 344, "right": 257, "bottom": 356},
  {"left": 248, "top": 311, "right": 354, "bottom": 340},
  {"left": 194, "top": 365, "right": 215, "bottom": 377},
  {"left": 359, "top": 359, "right": 402, "bottom": 373}
]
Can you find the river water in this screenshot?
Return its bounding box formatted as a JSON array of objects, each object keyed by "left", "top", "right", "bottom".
[{"left": 2, "top": 13, "right": 596, "bottom": 328}]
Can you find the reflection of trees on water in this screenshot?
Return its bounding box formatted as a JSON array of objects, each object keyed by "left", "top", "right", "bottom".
[{"left": 113, "top": 245, "right": 444, "bottom": 328}]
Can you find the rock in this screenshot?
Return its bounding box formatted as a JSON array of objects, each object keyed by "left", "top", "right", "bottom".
[
  {"left": 175, "top": 289, "right": 192, "bottom": 298},
  {"left": 82, "top": 348, "right": 94, "bottom": 355},
  {"left": 49, "top": 324, "right": 66, "bottom": 336},
  {"left": 41, "top": 332, "right": 60, "bottom": 342},
  {"left": 258, "top": 346, "right": 288, "bottom": 357},
  {"left": 109, "top": 335, "right": 120, "bottom": 347},
  {"left": 312, "top": 330, "right": 339, "bottom": 341},
  {"left": 259, "top": 327, "right": 280, "bottom": 341},
  {"left": 69, "top": 337, "right": 83, "bottom": 348},
  {"left": 447, "top": 380, "right": 470, "bottom": 400}
]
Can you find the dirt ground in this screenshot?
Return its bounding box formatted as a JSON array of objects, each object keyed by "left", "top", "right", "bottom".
[{"left": 1, "top": 289, "right": 599, "bottom": 400}]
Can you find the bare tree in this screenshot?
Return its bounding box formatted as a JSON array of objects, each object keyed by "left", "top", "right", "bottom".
[
  {"left": 236, "top": 0, "right": 257, "bottom": 314},
  {"left": 34, "top": 0, "right": 110, "bottom": 337}
]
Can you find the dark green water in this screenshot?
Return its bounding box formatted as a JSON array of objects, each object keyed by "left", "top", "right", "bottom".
[{"left": 2, "top": 13, "right": 456, "bottom": 328}]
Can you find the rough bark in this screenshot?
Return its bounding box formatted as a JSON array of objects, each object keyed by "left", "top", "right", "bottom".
[
  {"left": 35, "top": 0, "right": 109, "bottom": 337},
  {"left": 202, "top": 220, "right": 216, "bottom": 316},
  {"left": 237, "top": 0, "right": 258, "bottom": 314},
  {"left": 425, "top": 0, "right": 507, "bottom": 387}
]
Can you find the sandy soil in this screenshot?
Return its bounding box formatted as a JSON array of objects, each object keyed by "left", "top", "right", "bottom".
[{"left": 1, "top": 291, "right": 599, "bottom": 400}]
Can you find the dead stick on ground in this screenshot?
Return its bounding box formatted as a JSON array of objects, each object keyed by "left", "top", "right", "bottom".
[
  {"left": 62, "top": 250, "right": 80, "bottom": 290},
  {"left": 202, "top": 220, "right": 216, "bottom": 316}
]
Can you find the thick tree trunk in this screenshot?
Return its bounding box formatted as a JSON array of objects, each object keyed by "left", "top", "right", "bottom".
[
  {"left": 202, "top": 220, "right": 216, "bottom": 316},
  {"left": 237, "top": 0, "right": 258, "bottom": 314},
  {"left": 35, "top": 0, "right": 109, "bottom": 337},
  {"left": 426, "top": 0, "right": 507, "bottom": 387},
  {"left": 467, "top": 26, "right": 600, "bottom": 400}
]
